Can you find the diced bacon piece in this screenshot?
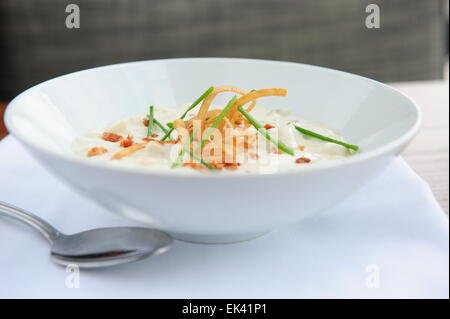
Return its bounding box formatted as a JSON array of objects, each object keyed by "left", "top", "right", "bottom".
[
  {"left": 120, "top": 135, "right": 134, "bottom": 148},
  {"left": 102, "top": 132, "right": 122, "bottom": 143},
  {"left": 295, "top": 156, "right": 311, "bottom": 164},
  {"left": 224, "top": 163, "right": 240, "bottom": 170}
]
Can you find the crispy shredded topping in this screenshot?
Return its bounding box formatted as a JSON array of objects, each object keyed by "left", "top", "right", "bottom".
[
  {"left": 112, "top": 143, "right": 146, "bottom": 160},
  {"left": 228, "top": 88, "right": 287, "bottom": 123},
  {"left": 106, "top": 86, "right": 292, "bottom": 171},
  {"left": 142, "top": 136, "right": 180, "bottom": 145},
  {"left": 87, "top": 147, "right": 108, "bottom": 157},
  {"left": 197, "top": 86, "right": 256, "bottom": 124}
]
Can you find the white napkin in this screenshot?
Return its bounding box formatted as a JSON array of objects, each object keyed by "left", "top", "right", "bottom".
[{"left": 0, "top": 136, "right": 448, "bottom": 299}]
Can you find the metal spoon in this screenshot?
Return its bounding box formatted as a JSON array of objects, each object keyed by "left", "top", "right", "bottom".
[{"left": 0, "top": 201, "right": 172, "bottom": 268}]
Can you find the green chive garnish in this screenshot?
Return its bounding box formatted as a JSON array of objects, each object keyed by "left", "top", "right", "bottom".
[
  {"left": 238, "top": 106, "right": 295, "bottom": 156},
  {"left": 146, "top": 106, "right": 154, "bottom": 137},
  {"left": 171, "top": 130, "right": 215, "bottom": 170},
  {"left": 200, "top": 96, "right": 237, "bottom": 148},
  {"left": 186, "top": 149, "right": 215, "bottom": 170},
  {"left": 294, "top": 125, "right": 359, "bottom": 152},
  {"left": 171, "top": 131, "right": 194, "bottom": 168},
  {"left": 166, "top": 122, "right": 174, "bottom": 129},
  {"left": 180, "top": 86, "right": 215, "bottom": 119},
  {"left": 161, "top": 86, "right": 214, "bottom": 141},
  {"left": 171, "top": 148, "right": 185, "bottom": 169},
  {"left": 153, "top": 118, "right": 172, "bottom": 139}
]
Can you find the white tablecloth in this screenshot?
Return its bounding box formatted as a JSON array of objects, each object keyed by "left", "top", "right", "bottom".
[{"left": 0, "top": 136, "right": 448, "bottom": 298}]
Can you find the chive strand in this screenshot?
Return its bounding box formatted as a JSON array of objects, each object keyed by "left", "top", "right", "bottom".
[
  {"left": 170, "top": 148, "right": 185, "bottom": 168},
  {"left": 200, "top": 96, "right": 237, "bottom": 148},
  {"left": 180, "top": 86, "right": 214, "bottom": 119},
  {"left": 146, "top": 106, "right": 154, "bottom": 137},
  {"left": 186, "top": 149, "right": 215, "bottom": 170},
  {"left": 161, "top": 86, "right": 214, "bottom": 141},
  {"left": 171, "top": 130, "right": 215, "bottom": 170},
  {"left": 294, "top": 125, "right": 359, "bottom": 151},
  {"left": 238, "top": 106, "right": 294, "bottom": 156},
  {"left": 153, "top": 118, "right": 172, "bottom": 138},
  {"left": 171, "top": 132, "right": 193, "bottom": 168}
]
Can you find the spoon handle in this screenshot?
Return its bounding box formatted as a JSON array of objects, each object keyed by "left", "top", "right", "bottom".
[{"left": 0, "top": 201, "right": 60, "bottom": 243}]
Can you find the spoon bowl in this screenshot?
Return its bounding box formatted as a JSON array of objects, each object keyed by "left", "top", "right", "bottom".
[
  {"left": 0, "top": 201, "right": 173, "bottom": 268},
  {"left": 51, "top": 227, "right": 172, "bottom": 268}
]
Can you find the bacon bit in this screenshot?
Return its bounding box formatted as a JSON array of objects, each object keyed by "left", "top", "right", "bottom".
[
  {"left": 143, "top": 118, "right": 160, "bottom": 137},
  {"left": 264, "top": 124, "right": 275, "bottom": 130},
  {"left": 120, "top": 139, "right": 134, "bottom": 148},
  {"left": 234, "top": 120, "right": 242, "bottom": 125},
  {"left": 297, "top": 145, "right": 305, "bottom": 151},
  {"left": 120, "top": 135, "right": 134, "bottom": 148},
  {"left": 295, "top": 156, "right": 311, "bottom": 164},
  {"left": 102, "top": 132, "right": 123, "bottom": 143},
  {"left": 211, "top": 163, "right": 224, "bottom": 170},
  {"left": 87, "top": 147, "right": 108, "bottom": 157},
  {"left": 224, "top": 163, "right": 240, "bottom": 171},
  {"left": 112, "top": 143, "right": 146, "bottom": 160}
]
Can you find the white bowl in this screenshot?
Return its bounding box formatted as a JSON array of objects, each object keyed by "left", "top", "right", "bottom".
[{"left": 5, "top": 58, "right": 421, "bottom": 243}]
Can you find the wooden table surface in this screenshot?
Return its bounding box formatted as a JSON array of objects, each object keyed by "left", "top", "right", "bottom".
[
  {"left": 0, "top": 81, "right": 448, "bottom": 212},
  {"left": 390, "top": 81, "right": 449, "bottom": 214}
]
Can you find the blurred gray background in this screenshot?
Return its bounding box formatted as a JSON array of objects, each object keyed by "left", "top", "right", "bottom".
[{"left": 0, "top": 0, "right": 448, "bottom": 100}]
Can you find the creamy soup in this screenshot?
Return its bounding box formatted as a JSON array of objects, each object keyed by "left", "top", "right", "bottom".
[
  {"left": 72, "top": 86, "right": 358, "bottom": 174},
  {"left": 72, "top": 108, "right": 356, "bottom": 174}
]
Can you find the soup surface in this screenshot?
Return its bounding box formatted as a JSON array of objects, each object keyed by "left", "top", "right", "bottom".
[{"left": 72, "top": 105, "right": 354, "bottom": 174}]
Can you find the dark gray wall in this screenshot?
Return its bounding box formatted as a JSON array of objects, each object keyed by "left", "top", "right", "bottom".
[{"left": 0, "top": 0, "right": 447, "bottom": 99}]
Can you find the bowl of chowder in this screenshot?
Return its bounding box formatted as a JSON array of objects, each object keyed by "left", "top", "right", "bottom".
[{"left": 5, "top": 58, "right": 420, "bottom": 243}]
